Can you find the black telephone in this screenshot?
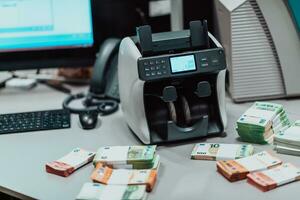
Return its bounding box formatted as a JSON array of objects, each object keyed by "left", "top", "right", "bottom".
[
  {"left": 89, "top": 38, "right": 121, "bottom": 101},
  {"left": 63, "top": 38, "right": 121, "bottom": 116}
]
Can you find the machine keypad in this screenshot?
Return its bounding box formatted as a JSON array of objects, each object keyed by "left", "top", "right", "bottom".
[{"left": 141, "top": 58, "right": 168, "bottom": 78}]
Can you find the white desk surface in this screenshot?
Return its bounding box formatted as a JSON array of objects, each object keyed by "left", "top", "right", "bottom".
[{"left": 0, "top": 85, "right": 299, "bottom": 200}]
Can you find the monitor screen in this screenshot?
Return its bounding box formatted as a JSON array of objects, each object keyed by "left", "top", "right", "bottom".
[
  {"left": 0, "top": 0, "right": 93, "bottom": 52},
  {"left": 170, "top": 55, "right": 197, "bottom": 73}
]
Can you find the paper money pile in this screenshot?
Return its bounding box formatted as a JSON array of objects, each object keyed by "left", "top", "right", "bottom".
[
  {"left": 91, "top": 163, "right": 157, "bottom": 192},
  {"left": 45, "top": 148, "right": 95, "bottom": 177},
  {"left": 274, "top": 120, "right": 300, "bottom": 156},
  {"left": 93, "top": 146, "right": 158, "bottom": 169},
  {"left": 247, "top": 163, "right": 300, "bottom": 192},
  {"left": 78, "top": 145, "right": 161, "bottom": 199},
  {"left": 236, "top": 102, "right": 290, "bottom": 144},
  {"left": 216, "top": 151, "right": 282, "bottom": 182},
  {"left": 76, "top": 183, "right": 148, "bottom": 200},
  {"left": 191, "top": 143, "right": 254, "bottom": 160}
]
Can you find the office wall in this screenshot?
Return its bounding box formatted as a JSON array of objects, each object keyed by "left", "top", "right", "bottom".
[
  {"left": 92, "top": 0, "right": 216, "bottom": 46},
  {"left": 183, "top": 0, "right": 215, "bottom": 33}
]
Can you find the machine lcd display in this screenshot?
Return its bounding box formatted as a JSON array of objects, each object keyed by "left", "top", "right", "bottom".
[{"left": 170, "top": 55, "right": 196, "bottom": 73}]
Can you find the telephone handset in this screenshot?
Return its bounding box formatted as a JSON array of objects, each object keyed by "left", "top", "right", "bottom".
[
  {"left": 63, "top": 38, "right": 121, "bottom": 117},
  {"left": 89, "top": 38, "right": 121, "bottom": 101}
]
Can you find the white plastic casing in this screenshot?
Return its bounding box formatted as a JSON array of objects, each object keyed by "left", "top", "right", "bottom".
[{"left": 118, "top": 37, "right": 151, "bottom": 144}]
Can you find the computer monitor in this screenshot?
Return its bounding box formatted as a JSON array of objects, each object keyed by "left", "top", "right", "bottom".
[{"left": 0, "top": 0, "right": 95, "bottom": 71}]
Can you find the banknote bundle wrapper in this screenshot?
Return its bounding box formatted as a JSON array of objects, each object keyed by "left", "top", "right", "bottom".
[
  {"left": 76, "top": 183, "right": 148, "bottom": 200},
  {"left": 191, "top": 143, "right": 254, "bottom": 160},
  {"left": 46, "top": 148, "right": 95, "bottom": 177},
  {"left": 236, "top": 102, "right": 290, "bottom": 144},
  {"left": 247, "top": 163, "right": 300, "bottom": 191},
  {"left": 274, "top": 120, "right": 300, "bottom": 156},
  {"left": 216, "top": 151, "right": 282, "bottom": 182},
  {"left": 93, "top": 146, "right": 158, "bottom": 169},
  {"left": 91, "top": 163, "right": 157, "bottom": 192}
]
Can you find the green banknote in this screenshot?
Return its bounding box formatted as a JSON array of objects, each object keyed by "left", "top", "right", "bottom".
[
  {"left": 93, "top": 145, "right": 157, "bottom": 169},
  {"left": 191, "top": 143, "right": 254, "bottom": 160},
  {"left": 275, "top": 120, "right": 300, "bottom": 147}
]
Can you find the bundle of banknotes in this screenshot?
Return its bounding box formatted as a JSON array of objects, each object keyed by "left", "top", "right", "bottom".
[
  {"left": 216, "top": 151, "right": 282, "bottom": 182},
  {"left": 236, "top": 102, "right": 290, "bottom": 144},
  {"left": 89, "top": 145, "right": 160, "bottom": 199},
  {"left": 274, "top": 120, "right": 300, "bottom": 156},
  {"left": 93, "top": 145, "right": 158, "bottom": 169},
  {"left": 45, "top": 148, "right": 95, "bottom": 177},
  {"left": 76, "top": 183, "right": 148, "bottom": 200},
  {"left": 191, "top": 143, "right": 254, "bottom": 160},
  {"left": 91, "top": 163, "right": 157, "bottom": 192},
  {"left": 247, "top": 163, "right": 300, "bottom": 192}
]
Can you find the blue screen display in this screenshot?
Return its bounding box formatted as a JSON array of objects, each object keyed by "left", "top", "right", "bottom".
[
  {"left": 170, "top": 55, "right": 196, "bottom": 73},
  {"left": 0, "top": 0, "right": 93, "bottom": 52}
]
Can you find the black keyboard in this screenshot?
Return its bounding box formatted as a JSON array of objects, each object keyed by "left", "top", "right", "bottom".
[{"left": 0, "top": 109, "right": 71, "bottom": 135}]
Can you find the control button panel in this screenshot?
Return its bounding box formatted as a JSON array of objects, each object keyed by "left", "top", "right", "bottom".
[
  {"left": 195, "top": 49, "right": 224, "bottom": 71},
  {"left": 140, "top": 58, "right": 169, "bottom": 79},
  {"left": 138, "top": 48, "right": 226, "bottom": 81}
]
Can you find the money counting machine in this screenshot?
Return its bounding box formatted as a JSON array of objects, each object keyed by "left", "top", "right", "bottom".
[{"left": 118, "top": 20, "right": 227, "bottom": 144}]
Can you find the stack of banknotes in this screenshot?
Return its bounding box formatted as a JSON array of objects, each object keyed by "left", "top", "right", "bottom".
[
  {"left": 191, "top": 143, "right": 254, "bottom": 160},
  {"left": 76, "top": 145, "right": 161, "bottom": 199},
  {"left": 93, "top": 145, "right": 159, "bottom": 169},
  {"left": 236, "top": 102, "right": 290, "bottom": 144},
  {"left": 76, "top": 183, "right": 148, "bottom": 200},
  {"left": 247, "top": 163, "right": 300, "bottom": 192},
  {"left": 91, "top": 163, "right": 157, "bottom": 192},
  {"left": 217, "top": 151, "right": 300, "bottom": 191},
  {"left": 274, "top": 120, "right": 300, "bottom": 156},
  {"left": 45, "top": 148, "right": 95, "bottom": 177},
  {"left": 216, "top": 151, "right": 282, "bottom": 182}
]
